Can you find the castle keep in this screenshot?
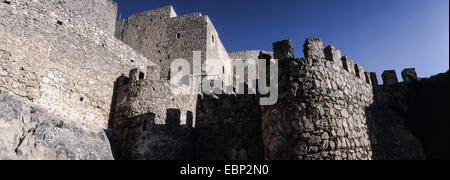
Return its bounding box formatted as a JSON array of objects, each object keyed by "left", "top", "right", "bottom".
[{"left": 0, "top": 0, "right": 447, "bottom": 160}]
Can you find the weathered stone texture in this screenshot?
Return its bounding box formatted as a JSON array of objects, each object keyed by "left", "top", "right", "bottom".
[
  {"left": 262, "top": 39, "right": 374, "bottom": 160},
  {"left": 115, "top": 6, "right": 231, "bottom": 80},
  {"left": 341, "top": 56, "right": 355, "bottom": 74},
  {"left": 58, "top": 0, "right": 118, "bottom": 35},
  {"left": 0, "top": 91, "right": 113, "bottom": 160},
  {"left": 0, "top": 0, "right": 439, "bottom": 160},
  {"left": 303, "top": 37, "right": 325, "bottom": 59},
  {"left": 0, "top": 0, "right": 152, "bottom": 131},
  {"left": 112, "top": 69, "right": 197, "bottom": 160},
  {"left": 324, "top": 45, "right": 342, "bottom": 63},
  {"left": 273, "top": 40, "right": 294, "bottom": 60}
]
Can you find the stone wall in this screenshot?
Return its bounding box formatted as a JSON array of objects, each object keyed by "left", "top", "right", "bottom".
[
  {"left": 115, "top": 6, "right": 232, "bottom": 82},
  {"left": 365, "top": 69, "right": 431, "bottom": 160},
  {"left": 402, "top": 71, "right": 449, "bottom": 160},
  {"left": 1, "top": 0, "right": 439, "bottom": 160},
  {"left": 261, "top": 38, "right": 374, "bottom": 160},
  {"left": 229, "top": 50, "right": 273, "bottom": 61},
  {"left": 109, "top": 37, "right": 430, "bottom": 160},
  {"left": 205, "top": 17, "right": 233, "bottom": 85},
  {"left": 112, "top": 67, "right": 197, "bottom": 160},
  {"left": 195, "top": 92, "right": 264, "bottom": 160},
  {"left": 0, "top": 0, "right": 152, "bottom": 131},
  {"left": 111, "top": 71, "right": 265, "bottom": 160},
  {"left": 58, "top": 0, "right": 118, "bottom": 35},
  {"left": 0, "top": 90, "right": 113, "bottom": 160}
]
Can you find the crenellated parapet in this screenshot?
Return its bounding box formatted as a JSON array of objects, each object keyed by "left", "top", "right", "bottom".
[
  {"left": 262, "top": 37, "right": 374, "bottom": 160},
  {"left": 365, "top": 68, "right": 425, "bottom": 159},
  {"left": 402, "top": 68, "right": 419, "bottom": 83},
  {"left": 368, "top": 68, "right": 419, "bottom": 87},
  {"left": 111, "top": 65, "right": 197, "bottom": 160},
  {"left": 382, "top": 70, "right": 399, "bottom": 86},
  {"left": 109, "top": 32, "right": 425, "bottom": 160},
  {"left": 0, "top": 0, "right": 432, "bottom": 160},
  {"left": 115, "top": 5, "right": 231, "bottom": 80}
]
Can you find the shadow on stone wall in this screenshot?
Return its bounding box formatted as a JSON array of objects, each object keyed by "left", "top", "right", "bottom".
[
  {"left": 365, "top": 71, "right": 450, "bottom": 160},
  {"left": 111, "top": 110, "right": 195, "bottom": 160},
  {"left": 365, "top": 103, "right": 426, "bottom": 160},
  {"left": 105, "top": 76, "right": 123, "bottom": 160},
  {"left": 404, "top": 72, "right": 449, "bottom": 160},
  {"left": 194, "top": 92, "right": 265, "bottom": 160}
]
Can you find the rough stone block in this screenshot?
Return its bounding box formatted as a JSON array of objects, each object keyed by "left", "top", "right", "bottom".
[
  {"left": 364, "top": 72, "right": 372, "bottom": 84},
  {"left": 370, "top": 72, "right": 378, "bottom": 86},
  {"left": 401, "top": 68, "right": 418, "bottom": 83},
  {"left": 273, "top": 39, "right": 294, "bottom": 60},
  {"left": 147, "top": 65, "right": 161, "bottom": 80},
  {"left": 303, "top": 37, "right": 325, "bottom": 59},
  {"left": 324, "top": 45, "right": 342, "bottom": 62},
  {"left": 382, "top": 70, "right": 398, "bottom": 86},
  {"left": 129, "top": 68, "right": 143, "bottom": 82},
  {"left": 354, "top": 64, "right": 364, "bottom": 78},
  {"left": 341, "top": 56, "right": 354, "bottom": 74}
]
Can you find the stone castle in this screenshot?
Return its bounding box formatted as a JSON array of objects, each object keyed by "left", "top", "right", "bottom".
[{"left": 0, "top": 0, "right": 448, "bottom": 160}]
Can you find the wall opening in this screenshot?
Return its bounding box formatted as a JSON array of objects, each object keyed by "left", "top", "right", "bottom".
[
  {"left": 212, "top": 35, "right": 215, "bottom": 44},
  {"left": 186, "top": 111, "right": 193, "bottom": 127},
  {"left": 177, "top": 33, "right": 181, "bottom": 39},
  {"left": 142, "top": 119, "right": 148, "bottom": 131},
  {"left": 166, "top": 109, "right": 181, "bottom": 128},
  {"left": 139, "top": 72, "right": 145, "bottom": 80},
  {"left": 122, "top": 78, "right": 129, "bottom": 86}
]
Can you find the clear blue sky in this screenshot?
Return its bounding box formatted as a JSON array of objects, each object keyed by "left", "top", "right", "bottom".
[{"left": 114, "top": 0, "right": 449, "bottom": 80}]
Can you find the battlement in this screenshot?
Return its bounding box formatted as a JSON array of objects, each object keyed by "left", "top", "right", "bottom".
[
  {"left": 365, "top": 68, "right": 419, "bottom": 87},
  {"left": 0, "top": 1, "right": 434, "bottom": 160},
  {"left": 299, "top": 38, "right": 420, "bottom": 88},
  {"left": 116, "top": 5, "right": 230, "bottom": 80},
  {"left": 0, "top": 0, "right": 152, "bottom": 130},
  {"left": 274, "top": 37, "right": 372, "bottom": 86},
  {"left": 263, "top": 38, "right": 376, "bottom": 160}
]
